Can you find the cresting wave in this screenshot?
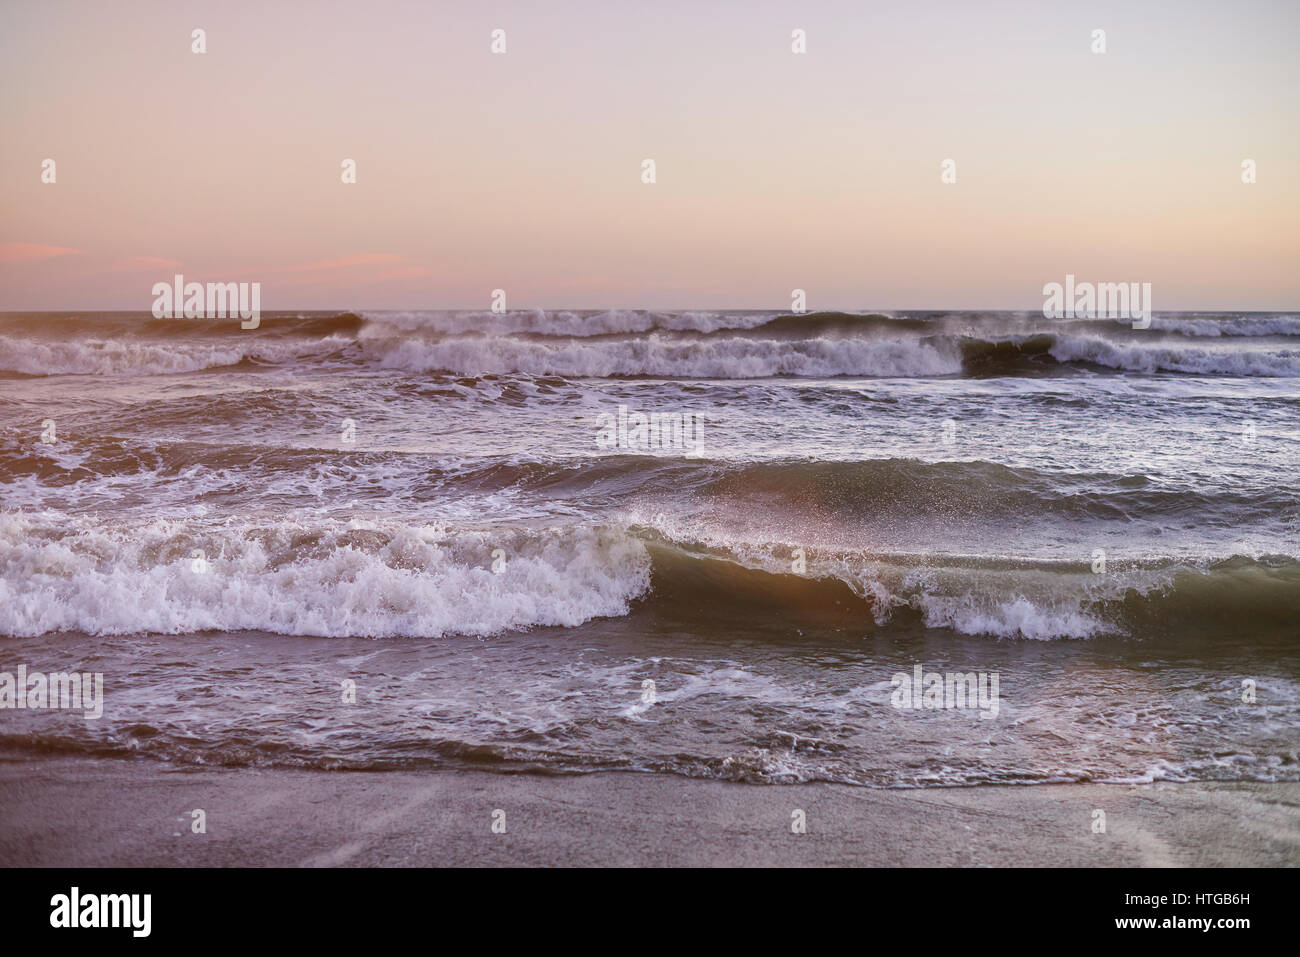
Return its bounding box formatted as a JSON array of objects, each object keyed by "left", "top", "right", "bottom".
[
  {"left": 642, "top": 540, "right": 1300, "bottom": 642},
  {"left": 2, "top": 512, "right": 1295, "bottom": 641},
  {"left": 1, "top": 310, "right": 1297, "bottom": 377},
  {"left": 0, "top": 514, "right": 649, "bottom": 639},
  {"left": 0, "top": 330, "right": 352, "bottom": 376},
  {"left": 370, "top": 334, "right": 962, "bottom": 378}
]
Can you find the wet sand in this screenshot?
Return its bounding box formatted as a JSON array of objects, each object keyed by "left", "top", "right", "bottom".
[{"left": 1, "top": 758, "right": 1296, "bottom": 867}]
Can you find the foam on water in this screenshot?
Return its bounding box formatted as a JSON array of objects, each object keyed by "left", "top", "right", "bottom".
[
  {"left": 1048, "top": 334, "right": 1300, "bottom": 376},
  {"left": 0, "top": 332, "right": 352, "bottom": 376},
  {"left": 370, "top": 334, "right": 963, "bottom": 378},
  {"left": 0, "top": 514, "right": 651, "bottom": 638}
]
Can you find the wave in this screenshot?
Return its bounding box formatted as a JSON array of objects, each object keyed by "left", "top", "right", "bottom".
[
  {"left": 1, "top": 511, "right": 1295, "bottom": 642},
  {"left": 358, "top": 308, "right": 778, "bottom": 337},
  {"left": 363, "top": 309, "right": 1300, "bottom": 340},
  {"left": 0, "top": 331, "right": 354, "bottom": 376},
  {"left": 0, "top": 514, "right": 649, "bottom": 638},
  {"left": 2, "top": 310, "right": 1298, "bottom": 378},
  {"left": 949, "top": 333, "right": 1300, "bottom": 377},
  {"left": 369, "top": 334, "right": 963, "bottom": 378},
  {"left": 1045, "top": 335, "right": 1300, "bottom": 376},
  {"left": 0, "top": 312, "right": 365, "bottom": 339},
  {"left": 644, "top": 540, "right": 1300, "bottom": 641},
  {"left": 1145, "top": 315, "right": 1300, "bottom": 337},
  {"left": 4, "top": 443, "right": 1291, "bottom": 526}
]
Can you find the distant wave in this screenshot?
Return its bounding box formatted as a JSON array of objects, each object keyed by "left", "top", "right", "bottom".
[
  {"left": 369, "top": 334, "right": 963, "bottom": 377},
  {"left": 358, "top": 308, "right": 777, "bottom": 337},
  {"left": 0, "top": 331, "right": 353, "bottom": 376},
  {"left": 1, "top": 309, "right": 1297, "bottom": 378},
  {"left": 1145, "top": 315, "right": 1300, "bottom": 337},
  {"left": 359, "top": 309, "right": 1300, "bottom": 340},
  {"left": 1045, "top": 335, "right": 1300, "bottom": 376}
]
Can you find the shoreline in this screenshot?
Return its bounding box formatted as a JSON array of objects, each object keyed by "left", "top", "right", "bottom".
[{"left": 1, "top": 758, "right": 1296, "bottom": 867}]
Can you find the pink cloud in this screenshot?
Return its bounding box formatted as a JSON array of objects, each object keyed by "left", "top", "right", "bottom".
[{"left": 0, "top": 242, "right": 82, "bottom": 263}]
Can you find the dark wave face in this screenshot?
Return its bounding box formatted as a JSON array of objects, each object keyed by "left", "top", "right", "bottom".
[{"left": 0, "top": 308, "right": 1297, "bottom": 786}]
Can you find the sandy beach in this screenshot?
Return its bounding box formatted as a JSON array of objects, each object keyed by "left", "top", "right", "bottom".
[{"left": 1, "top": 758, "right": 1296, "bottom": 868}]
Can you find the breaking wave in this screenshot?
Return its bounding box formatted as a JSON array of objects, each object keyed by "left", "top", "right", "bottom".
[
  {"left": 2, "top": 511, "right": 1295, "bottom": 642},
  {"left": 2, "top": 310, "right": 1297, "bottom": 378}
]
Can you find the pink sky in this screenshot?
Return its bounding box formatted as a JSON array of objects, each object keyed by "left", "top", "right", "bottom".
[{"left": 2, "top": 0, "right": 1297, "bottom": 311}]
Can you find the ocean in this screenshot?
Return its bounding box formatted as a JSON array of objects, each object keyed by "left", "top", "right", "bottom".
[{"left": 0, "top": 308, "right": 1297, "bottom": 788}]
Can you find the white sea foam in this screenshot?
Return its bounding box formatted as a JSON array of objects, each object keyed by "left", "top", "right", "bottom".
[
  {"left": 0, "top": 335, "right": 248, "bottom": 376},
  {"left": 915, "top": 593, "right": 1105, "bottom": 640},
  {"left": 1048, "top": 335, "right": 1300, "bottom": 376},
  {"left": 0, "top": 334, "right": 350, "bottom": 376},
  {"left": 370, "top": 335, "right": 961, "bottom": 378},
  {"left": 0, "top": 514, "right": 651, "bottom": 638},
  {"left": 1149, "top": 315, "right": 1300, "bottom": 337},
  {"left": 358, "top": 309, "right": 778, "bottom": 337}
]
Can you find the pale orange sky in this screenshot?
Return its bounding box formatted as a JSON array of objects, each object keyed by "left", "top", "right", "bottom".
[{"left": 1, "top": 0, "right": 1297, "bottom": 311}]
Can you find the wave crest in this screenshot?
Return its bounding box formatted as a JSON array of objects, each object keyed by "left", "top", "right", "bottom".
[
  {"left": 0, "top": 515, "right": 650, "bottom": 638},
  {"left": 2, "top": 310, "right": 1297, "bottom": 378}
]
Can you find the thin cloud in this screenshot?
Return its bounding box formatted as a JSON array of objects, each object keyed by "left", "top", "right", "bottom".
[{"left": 0, "top": 242, "right": 83, "bottom": 263}]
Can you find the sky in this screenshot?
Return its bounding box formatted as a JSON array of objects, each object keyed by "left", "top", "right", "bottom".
[{"left": 1, "top": 0, "right": 1297, "bottom": 311}]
